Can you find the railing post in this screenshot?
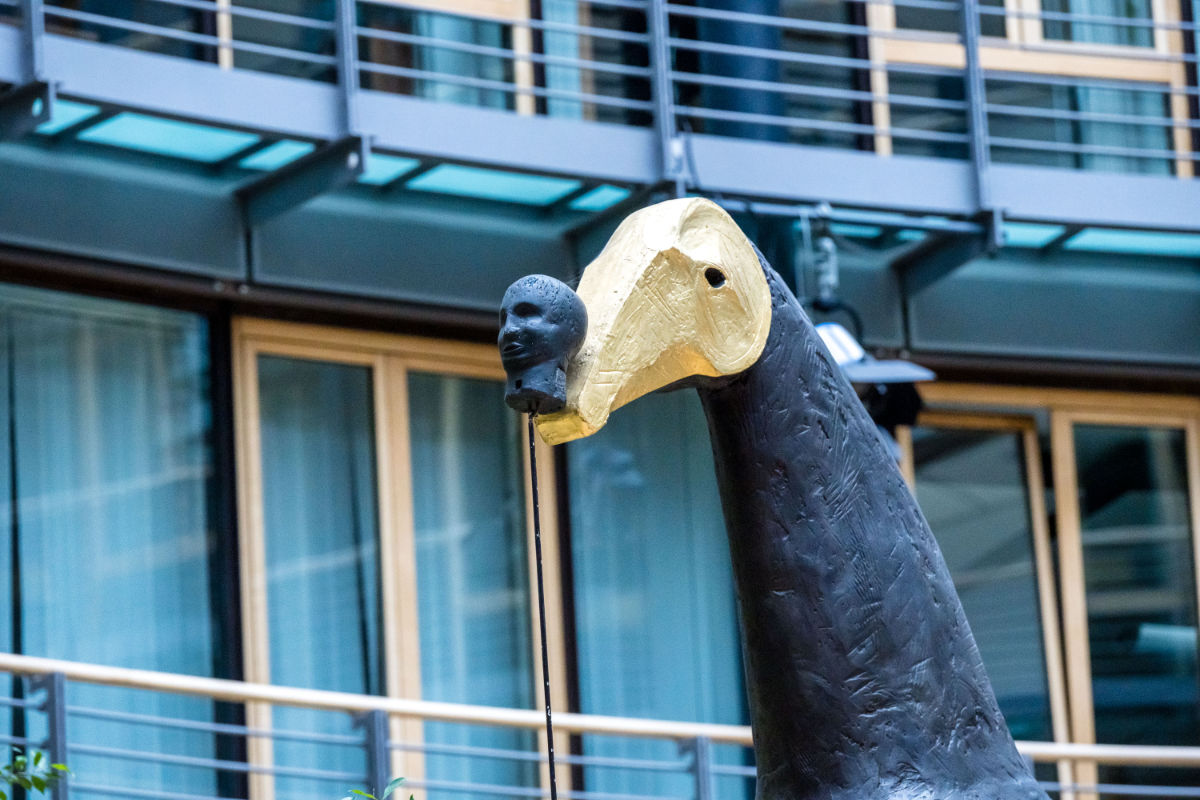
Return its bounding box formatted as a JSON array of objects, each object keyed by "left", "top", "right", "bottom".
[
  {"left": 36, "top": 673, "right": 69, "bottom": 800},
  {"left": 359, "top": 710, "right": 391, "bottom": 798},
  {"left": 957, "top": 0, "right": 1003, "bottom": 249},
  {"left": 647, "top": 0, "right": 685, "bottom": 194},
  {"left": 334, "top": 0, "right": 369, "bottom": 170},
  {"left": 684, "top": 736, "right": 716, "bottom": 800}
]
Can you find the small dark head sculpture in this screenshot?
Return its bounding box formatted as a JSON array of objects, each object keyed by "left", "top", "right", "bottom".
[{"left": 498, "top": 274, "right": 588, "bottom": 415}]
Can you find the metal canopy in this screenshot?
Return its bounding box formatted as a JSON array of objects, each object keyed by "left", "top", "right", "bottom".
[{"left": 1, "top": 19, "right": 1198, "bottom": 237}]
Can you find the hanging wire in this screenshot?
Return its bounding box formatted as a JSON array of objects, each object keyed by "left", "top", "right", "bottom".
[{"left": 527, "top": 415, "right": 559, "bottom": 800}]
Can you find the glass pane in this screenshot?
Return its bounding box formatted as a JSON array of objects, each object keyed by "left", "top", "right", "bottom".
[
  {"left": 258, "top": 355, "right": 382, "bottom": 800},
  {"left": 0, "top": 282, "right": 226, "bottom": 799},
  {"left": 895, "top": 0, "right": 1007, "bottom": 37},
  {"left": 568, "top": 391, "right": 750, "bottom": 798},
  {"left": 1074, "top": 425, "right": 1200, "bottom": 786},
  {"left": 912, "top": 426, "right": 1055, "bottom": 742},
  {"left": 1041, "top": 0, "right": 1154, "bottom": 46},
  {"left": 407, "top": 373, "right": 536, "bottom": 796}
]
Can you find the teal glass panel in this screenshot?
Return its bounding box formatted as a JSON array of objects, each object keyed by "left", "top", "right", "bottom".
[
  {"left": 77, "top": 113, "right": 260, "bottom": 163},
  {"left": 569, "top": 185, "right": 632, "bottom": 212},
  {"left": 568, "top": 390, "right": 750, "bottom": 798},
  {"left": 1065, "top": 229, "right": 1200, "bottom": 258},
  {"left": 407, "top": 373, "right": 536, "bottom": 796},
  {"left": 357, "top": 154, "right": 421, "bottom": 186},
  {"left": 34, "top": 100, "right": 101, "bottom": 135},
  {"left": 407, "top": 165, "right": 581, "bottom": 205},
  {"left": 239, "top": 140, "right": 316, "bottom": 171},
  {"left": 0, "top": 282, "right": 225, "bottom": 798},
  {"left": 1003, "top": 223, "right": 1067, "bottom": 248},
  {"left": 258, "top": 356, "right": 382, "bottom": 800},
  {"left": 911, "top": 427, "right": 1055, "bottom": 742},
  {"left": 1073, "top": 425, "right": 1200, "bottom": 788},
  {"left": 1042, "top": 0, "right": 1154, "bottom": 46}
]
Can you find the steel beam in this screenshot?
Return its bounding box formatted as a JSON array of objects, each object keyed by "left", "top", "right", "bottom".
[
  {"left": 0, "top": 81, "right": 52, "bottom": 141},
  {"left": 2, "top": 27, "right": 1200, "bottom": 233},
  {"left": 892, "top": 229, "right": 990, "bottom": 296},
  {"left": 234, "top": 136, "right": 365, "bottom": 226}
]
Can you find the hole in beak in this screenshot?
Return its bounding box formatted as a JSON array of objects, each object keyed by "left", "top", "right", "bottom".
[{"left": 705, "top": 267, "right": 726, "bottom": 288}]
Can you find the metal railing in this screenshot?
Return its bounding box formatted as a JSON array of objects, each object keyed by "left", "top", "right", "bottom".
[
  {"left": 1, "top": 0, "right": 1198, "bottom": 231},
  {"left": 1, "top": 653, "right": 1199, "bottom": 800}
]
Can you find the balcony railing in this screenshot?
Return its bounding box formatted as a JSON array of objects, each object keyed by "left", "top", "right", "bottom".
[
  {"left": 1, "top": 0, "right": 1198, "bottom": 232},
  {"left": 0, "top": 653, "right": 1199, "bottom": 800}
]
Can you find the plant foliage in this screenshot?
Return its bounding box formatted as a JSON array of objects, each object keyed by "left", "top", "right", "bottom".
[
  {"left": 341, "top": 776, "right": 412, "bottom": 800},
  {"left": 0, "top": 749, "right": 69, "bottom": 800}
]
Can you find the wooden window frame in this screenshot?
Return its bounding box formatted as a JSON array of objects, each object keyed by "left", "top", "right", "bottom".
[
  {"left": 911, "top": 383, "right": 1200, "bottom": 798},
  {"left": 232, "top": 317, "right": 570, "bottom": 800}
]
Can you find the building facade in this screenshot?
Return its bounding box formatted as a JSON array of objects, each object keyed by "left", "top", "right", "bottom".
[{"left": 0, "top": 0, "right": 1199, "bottom": 798}]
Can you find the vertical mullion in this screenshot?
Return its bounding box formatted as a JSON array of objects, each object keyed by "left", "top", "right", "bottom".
[
  {"left": 1049, "top": 411, "right": 1098, "bottom": 800},
  {"left": 1186, "top": 418, "right": 1200, "bottom": 669},
  {"left": 230, "top": 326, "right": 276, "bottom": 800},
  {"left": 1022, "top": 424, "right": 1074, "bottom": 798},
  {"left": 382, "top": 357, "right": 426, "bottom": 794},
  {"left": 521, "top": 421, "right": 572, "bottom": 796},
  {"left": 895, "top": 424, "right": 915, "bottom": 486}
]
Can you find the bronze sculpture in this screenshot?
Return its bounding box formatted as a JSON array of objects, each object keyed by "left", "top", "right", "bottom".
[{"left": 500, "top": 198, "right": 1048, "bottom": 800}]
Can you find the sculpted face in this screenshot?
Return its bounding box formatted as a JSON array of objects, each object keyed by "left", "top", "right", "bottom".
[{"left": 498, "top": 275, "right": 588, "bottom": 415}]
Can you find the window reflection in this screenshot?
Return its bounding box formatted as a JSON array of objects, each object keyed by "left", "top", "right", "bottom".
[
  {"left": 1074, "top": 424, "right": 1200, "bottom": 787},
  {"left": 912, "top": 425, "right": 1056, "bottom": 742}
]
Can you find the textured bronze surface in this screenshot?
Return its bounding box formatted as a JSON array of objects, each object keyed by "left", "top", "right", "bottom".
[{"left": 501, "top": 199, "right": 1048, "bottom": 799}]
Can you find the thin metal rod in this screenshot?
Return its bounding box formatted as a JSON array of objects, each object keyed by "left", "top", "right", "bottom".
[{"left": 527, "top": 415, "right": 559, "bottom": 800}]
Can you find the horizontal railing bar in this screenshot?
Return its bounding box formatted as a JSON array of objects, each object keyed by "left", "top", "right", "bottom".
[
  {"left": 42, "top": 7, "right": 338, "bottom": 66},
  {"left": 356, "top": 0, "right": 651, "bottom": 44},
  {"left": 357, "top": 26, "right": 653, "bottom": 78},
  {"left": 68, "top": 742, "right": 363, "bottom": 781},
  {"left": 987, "top": 102, "right": 1200, "bottom": 130},
  {"left": 670, "top": 37, "right": 965, "bottom": 78},
  {"left": 0, "top": 734, "right": 42, "bottom": 747},
  {"left": 998, "top": 38, "right": 1197, "bottom": 65},
  {"left": 1056, "top": 784, "right": 1200, "bottom": 798},
  {"left": 989, "top": 134, "right": 1197, "bottom": 161},
  {"left": 117, "top": 0, "right": 336, "bottom": 30},
  {"left": 977, "top": 4, "right": 1198, "bottom": 33},
  {"left": 408, "top": 776, "right": 677, "bottom": 800},
  {"left": 667, "top": 4, "right": 873, "bottom": 38},
  {"left": 671, "top": 70, "right": 969, "bottom": 111},
  {"left": 70, "top": 782, "right": 243, "bottom": 800},
  {"left": 710, "top": 763, "right": 756, "bottom": 777},
  {"left": 391, "top": 738, "right": 691, "bottom": 772},
  {"left": 66, "top": 705, "right": 365, "bottom": 746},
  {"left": 0, "top": 655, "right": 757, "bottom": 744},
  {"left": 677, "top": 105, "right": 973, "bottom": 144},
  {"left": 0, "top": 695, "right": 37, "bottom": 709},
  {"left": 985, "top": 70, "right": 1200, "bottom": 98},
  {"left": 1018, "top": 740, "right": 1200, "bottom": 767},
  {"left": 360, "top": 61, "right": 656, "bottom": 111}
]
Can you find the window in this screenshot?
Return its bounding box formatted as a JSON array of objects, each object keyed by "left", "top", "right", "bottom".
[
  {"left": 0, "top": 282, "right": 235, "bottom": 799},
  {"left": 233, "top": 319, "right": 566, "bottom": 799},
  {"left": 907, "top": 384, "right": 1200, "bottom": 792}
]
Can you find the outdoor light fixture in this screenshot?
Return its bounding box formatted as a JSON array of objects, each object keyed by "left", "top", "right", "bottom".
[{"left": 817, "top": 321, "right": 935, "bottom": 456}]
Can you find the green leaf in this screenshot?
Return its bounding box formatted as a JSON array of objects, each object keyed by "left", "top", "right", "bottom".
[
  {"left": 33, "top": 752, "right": 42, "bottom": 767},
  {"left": 350, "top": 790, "right": 375, "bottom": 799},
  {"left": 13, "top": 756, "right": 26, "bottom": 772},
  {"left": 1, "top": 786, "right": 7, "bottom": 800},
  {"left": 15, "top": 776, "right": 31, "bottom": 791},
  {"left": 381, "top": 777, "right": 406, "bottom": 800},
  {"left": 30, "top": 776, "right": 45, "bottom": 793},
  {"left": 51, "top": 764, "right": 68, "bottom": 772}
]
